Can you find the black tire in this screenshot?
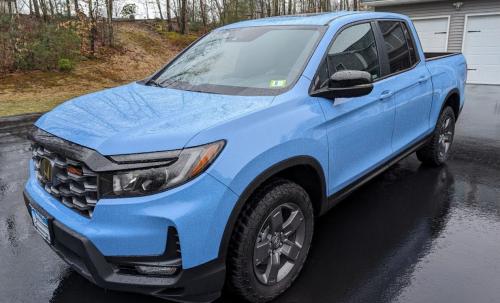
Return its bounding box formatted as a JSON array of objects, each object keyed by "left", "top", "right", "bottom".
[
  {"left": 416, "top": 106, "right": 456, "bottom": 166},
  {"left": 228, "top": 179, "right": 314, "bottom": 303}
]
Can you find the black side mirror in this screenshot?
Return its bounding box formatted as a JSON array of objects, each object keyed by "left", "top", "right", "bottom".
[{"left": 311, "top": 70, "right": 374, "bottom": 99}]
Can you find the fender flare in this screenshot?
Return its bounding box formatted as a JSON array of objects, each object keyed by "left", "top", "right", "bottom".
[
  {"left": 217, "top": 155, "right": 327, "bottom": 259},
  {"left": 439, "top": 88, "right": 461, "bottom": 118}
]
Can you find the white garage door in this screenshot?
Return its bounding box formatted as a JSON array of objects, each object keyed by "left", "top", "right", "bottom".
[
  {"left": 412, "top": 17, "right": 449, "bottom": 52},
  {"left": 463, "top": 14, "right": 500, "bottom": 85}
]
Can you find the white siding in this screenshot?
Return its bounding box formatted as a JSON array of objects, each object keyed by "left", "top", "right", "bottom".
[{"left": 375, "top": 0, "right": 500, "bottom": 52}]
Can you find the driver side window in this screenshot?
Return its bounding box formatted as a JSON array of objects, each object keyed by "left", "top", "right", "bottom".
[{"left": 314, "top": 23, "right": 381, "bottom": 90}]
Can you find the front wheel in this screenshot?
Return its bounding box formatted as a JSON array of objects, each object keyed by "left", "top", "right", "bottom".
[
  {"left": 228, "top": 179, "right": 314, "bottom": 302},
  {"left": 417, "top": 106, "right": 456, "bottom": 166}
]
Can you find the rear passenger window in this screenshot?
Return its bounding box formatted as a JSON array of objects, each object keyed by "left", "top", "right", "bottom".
[
  {"left": 401, "top": 22, "right": 418, "bottom": 65},
  {"left": 379, "top": 21, "right": 413, "bottom": 73}
]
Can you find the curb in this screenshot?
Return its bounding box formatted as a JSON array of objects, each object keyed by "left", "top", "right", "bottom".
[{"left": 0, "top": 112, "right": 43, "bottom": 128}]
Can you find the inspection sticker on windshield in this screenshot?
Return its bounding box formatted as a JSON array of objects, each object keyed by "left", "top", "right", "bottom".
[{"left": 269, "top": 80, "right": 287, "bottom": 88}]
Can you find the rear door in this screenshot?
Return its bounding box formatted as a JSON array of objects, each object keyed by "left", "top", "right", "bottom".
[
  {"left": 312, "top": 21, "right": 396, "bottom": 194},
  {"left": 375, "top": 20, "right": 433, "bottom": 153}
]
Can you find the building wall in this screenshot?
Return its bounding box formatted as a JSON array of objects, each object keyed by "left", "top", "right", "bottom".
[{"left": 374, "top": 0, "right": 500, "bottom": 52}]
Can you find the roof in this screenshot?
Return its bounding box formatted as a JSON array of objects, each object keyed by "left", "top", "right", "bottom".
[
  {"left": 218, "top": 11, "right": 409, "bottom": 29},
  {"left": 219, "top": 11, "right": 361, "bottom": 29},
  {"left": 362, "top": 0, "right": 443, "bottom": 7}
]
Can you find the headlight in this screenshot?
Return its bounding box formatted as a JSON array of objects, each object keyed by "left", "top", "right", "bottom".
[{"left": 100, "top": 140, "right": 225, "bottom": 197}]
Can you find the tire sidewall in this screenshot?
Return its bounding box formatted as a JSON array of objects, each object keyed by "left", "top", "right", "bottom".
[
  {"left": 240, "top": 182, "right": 314, "bottom": 299},
  {"left": 435, "top": 107, "right": 456, "bottom": 163}
]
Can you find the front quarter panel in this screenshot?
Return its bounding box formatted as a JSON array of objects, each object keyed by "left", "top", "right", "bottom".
[{"left": 187, "top": 76, "right": 329, "bottom": 199}]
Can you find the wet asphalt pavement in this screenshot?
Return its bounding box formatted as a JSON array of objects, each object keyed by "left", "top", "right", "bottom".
[{"left": 1, "top": 84, "right": 500, "bottom": 303}]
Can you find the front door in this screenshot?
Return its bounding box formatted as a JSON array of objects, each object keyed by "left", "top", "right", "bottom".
[{"left": 312, "top": 22, "right": 396, "bottom": 194}]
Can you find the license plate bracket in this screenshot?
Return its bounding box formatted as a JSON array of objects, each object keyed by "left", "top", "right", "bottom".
[{"left": 30, "top": 204, "right": 53, "bottom": 244}]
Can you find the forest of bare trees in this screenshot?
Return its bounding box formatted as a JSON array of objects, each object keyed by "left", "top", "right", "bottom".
[{"left": 0, "top": 0, "right": 365, "bottom": 72}]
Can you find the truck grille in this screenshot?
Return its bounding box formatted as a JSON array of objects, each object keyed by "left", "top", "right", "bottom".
[{"left": 32, "top": 144, "right": 98, "bottom": 217}]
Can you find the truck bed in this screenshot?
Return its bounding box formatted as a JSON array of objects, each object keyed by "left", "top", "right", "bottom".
[{"left": 425, "top": 52, "right": 462, "bottom": 61}]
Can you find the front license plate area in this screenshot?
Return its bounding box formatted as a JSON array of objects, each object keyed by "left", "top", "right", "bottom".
[{"left": 30, "top": 205, "right": 52, "bottom": 243}]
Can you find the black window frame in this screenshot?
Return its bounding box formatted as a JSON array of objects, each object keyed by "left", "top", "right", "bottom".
[
  {"left": 309, "top": 20, "right": 386, "bottom": 94},
  {"left": 372, "top": 18, "right": 422, "bottom": 80},
  {"left": 309, "top": 18, "right": 423, "bottom": 96}
]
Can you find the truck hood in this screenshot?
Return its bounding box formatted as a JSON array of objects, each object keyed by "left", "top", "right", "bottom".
[{"left": 35, "top": 82, "right": 274, "bottom": 155}]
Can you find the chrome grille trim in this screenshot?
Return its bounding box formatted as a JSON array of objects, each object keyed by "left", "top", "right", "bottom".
[{"left": 32, "top": 144, "right": 98, "bottom": 218}]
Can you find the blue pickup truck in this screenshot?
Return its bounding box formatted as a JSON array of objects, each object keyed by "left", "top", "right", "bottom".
[{"left": 24, "top": 11, "right": 466, "bottom": 303}]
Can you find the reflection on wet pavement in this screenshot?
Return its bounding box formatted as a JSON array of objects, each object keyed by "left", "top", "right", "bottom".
[{"left": 0, "top": 85, "right": 499, "bottom": 303}]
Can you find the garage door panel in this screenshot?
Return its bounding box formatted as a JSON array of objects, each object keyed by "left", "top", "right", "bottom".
[
  {"left": 466, "top": 35, "right": 500, "bottom": 47},
  {"left": 463, "top": 14, "right": 500, "bottom": 85},
  {"left": 467, "top": 55, "right": 500, "bottom": 66},
  {"left": 413, "top": 18, "right": 448, "bottom": 52},
  {"left": 467, "top": 66, "right": 500, "bottom": 84}
]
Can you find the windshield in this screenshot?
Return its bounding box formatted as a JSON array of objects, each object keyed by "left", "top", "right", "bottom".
[{"left": 151, "top": 26, "right": 323, "bottom": 96}]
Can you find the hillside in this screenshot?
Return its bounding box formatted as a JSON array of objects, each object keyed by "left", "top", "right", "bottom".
[{"left": 0, "top": 22, "right": 190, "bottom": 117}]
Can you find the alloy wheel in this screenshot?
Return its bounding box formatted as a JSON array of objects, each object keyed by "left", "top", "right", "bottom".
[
  {"left": 438, "top": 116, "right": 454, "bottom": 160},
  {"left": 253, "top": 203, "right": 306, "bottom": 285}
]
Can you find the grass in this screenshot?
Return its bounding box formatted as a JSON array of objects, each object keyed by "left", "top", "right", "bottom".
[{"left": 0, "top": 22, "right": 188, "bottom": 117}]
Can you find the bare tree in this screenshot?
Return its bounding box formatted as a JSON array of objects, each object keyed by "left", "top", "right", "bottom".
[
  {"left": 73, "top": 0, "right": 78, "bottom": 12},
  {"left": 180, "top": 0, "right": 188, "bottom": 34},
  {"left": 32, "top": 0, "right": 41, "bottom": 17},
  {"left": 166, "top": 0, "right": 173, "bottom": 30},
  {"left": 105, "top": 0, "right": 113, "bottom": 45},
  {"left": 155, "top": 0, "right": 164, "bottom": 19}
]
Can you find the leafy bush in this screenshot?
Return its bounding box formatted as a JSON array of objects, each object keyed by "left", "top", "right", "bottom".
[
  {"left": 0, "top": 17, "right": 81, "bottom": 72},
  {"left": 58, "top": 58, "right": 74, "bottom": 72},
  {"left": 15, "top": 23, "right": 81, "bottom": 70}
]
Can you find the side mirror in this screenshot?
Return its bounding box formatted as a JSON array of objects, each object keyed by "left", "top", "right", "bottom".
[{"left": 311, "top": 70, "right": 374, "bottom": 99}]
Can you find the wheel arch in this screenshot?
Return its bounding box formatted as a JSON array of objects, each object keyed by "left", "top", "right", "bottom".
[
  {"left": 217, "top": 156, "right": 327, "bottom": 259},
  {"left": 441, "top": 88, "right": 461, "bottom": 119}
]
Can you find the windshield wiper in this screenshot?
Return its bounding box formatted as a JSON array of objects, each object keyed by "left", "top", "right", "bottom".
[{"left": 146, "top": 78, "right": 164, "bottom": 87}]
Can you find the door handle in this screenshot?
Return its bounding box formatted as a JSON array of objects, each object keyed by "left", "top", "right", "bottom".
[
  {"left": 380, "top": 90, "right": 393, "bottom": 99},
  {"left": 418, "top": 76, "right": 430, "bottom": 83}
]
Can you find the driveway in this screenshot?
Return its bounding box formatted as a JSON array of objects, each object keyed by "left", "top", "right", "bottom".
[{"left": 1, "top": 85, "right": 499, "bottom": 303}]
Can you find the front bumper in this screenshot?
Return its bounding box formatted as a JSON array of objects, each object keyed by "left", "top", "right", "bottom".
[{"left": 24, "top": 191, "right": 226, "bottom": 303}]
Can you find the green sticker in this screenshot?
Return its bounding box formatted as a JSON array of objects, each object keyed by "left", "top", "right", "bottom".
[{"left": 269, "top": 80, "right": 287, "bottom": 88}]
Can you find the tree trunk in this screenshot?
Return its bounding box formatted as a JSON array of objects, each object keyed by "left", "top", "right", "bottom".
[
  {"left": 48, "top": 0, "right": 55, "bottom": 16},
  {"left": 200, "top": 0, "right": 206, "bottom": 30},
  {"left": 74, "top": 0, "right": 79, "bottom": 13},
  {"left": 65, "top": 0, "right": 71, "bottom": 16},
  {"left": 106, "top": 0, "right": 113, "bottom": 46},
  {"left": 166, "top": 0, "right": 173, "bottom": 30},
  {"left": 155, "top": 0, "right": 163, "bottom": 19},
  {"left": 39, "top": 0, "right": 48, "bottom": 20},
  {"left": 88, "top": 0, "right": 96, "bottom": 54},
  {"left": 32, "top": 0, "right": 41, "bottom": 17},
  {"left": 180, "top": 0, "right": 188, "bottom": 34}
]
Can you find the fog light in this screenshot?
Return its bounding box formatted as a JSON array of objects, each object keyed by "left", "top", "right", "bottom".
[{"left": 135, "top": 265, "right": 179, "bottom": 276}]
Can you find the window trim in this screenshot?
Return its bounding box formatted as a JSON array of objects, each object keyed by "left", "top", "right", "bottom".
[
  {"left": 308, "top": 17, "right": 424, "bottom": 96},
  {"left": 308, "top": 19, "right": 385, "bottom": 95},
  {"left": 372, "top": 18, "right": 422, "bottom": 81}
]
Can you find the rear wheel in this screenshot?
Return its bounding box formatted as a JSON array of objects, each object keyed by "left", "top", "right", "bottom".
[
  {"left": 228, "top": 179, "right": 314, "bottom": 302},
  {"left": 416, "top": 106, "right": 456, "bottom": 166}
]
